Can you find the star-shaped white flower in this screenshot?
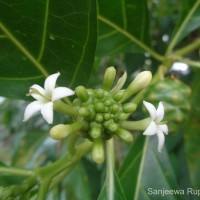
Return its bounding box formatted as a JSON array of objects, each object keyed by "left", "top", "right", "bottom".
[
  {"left": 143, "top": 101, "right": 168, "bottom": 152},
  {"left": 23, "top": 72, "right": 74, "bottom": 124}
]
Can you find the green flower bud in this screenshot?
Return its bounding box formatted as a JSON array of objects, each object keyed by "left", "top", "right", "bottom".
[
  {"left": 121, "top": 71, "right": 152, "bottom": 102},
  {"left": 116, "top": 128, "right": 133, "bottom": 142},
  {"left": 123, "top": 103, "right": 137, "bottom": 113},
  {"left": 107, "top": 122, "right": 118, "bottom": 132},
  {"left": 103, "top": 66, "right": 116, "bottom": 91},
  {"left": 95, "top": 89, "right": 105, "bottom": 99},
  {"left": 95, "top": 113, "right": 104, "bottom": 123},
  {"left": 117, "top": 113, "right": 129, "bottom": 121},
  {"left": 103, "top": 113, "right": 111, "bottom": 121},
  {"left": 113, "top": 90, "right": 125, "bottom": 101},
  {"left": 94, "top": 102, "right": 105, "bottom": 112},
  {"left": 105, "top": 99, "right": 112, "bottom": 106},
  {"left": 92, "top": 139, "right": 105, "bottom": 163},
  {"left": 111, "top": 71, "right": 127, "bottom": 93},
  {"left": 90, "top": 122, "right": 102, "bottom": 139},
  {"left": 110, "top": 104, "right": 119, "bottom": 114},
  {"left": 75, "top": 86, "right": 89, "bottom": 102},
  {"left": 103, "top": 120, "right": 118, "bottom": 132},
  {"left": 79, "top": 107, "right": 91, "bottom": 117},
  {"left": 50, "top": 122, "right": 83, "bottom": 140}
]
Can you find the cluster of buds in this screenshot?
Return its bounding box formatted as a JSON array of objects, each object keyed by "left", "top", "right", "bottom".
[
  {"left": 24, "top": 67, "right": 168, "bottom": 163},
  {"left": 50, "top": 67, "right": 152, "bottom": 163}
]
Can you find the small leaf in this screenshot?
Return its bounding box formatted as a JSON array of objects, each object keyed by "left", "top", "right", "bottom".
[{"left": 0, "top": 0, "right": 97, "bottom": 99}]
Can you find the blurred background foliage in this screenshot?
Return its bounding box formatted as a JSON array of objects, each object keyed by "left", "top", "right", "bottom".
[{"left": 0, "top": 0, "right": 200, "bottom": 199}]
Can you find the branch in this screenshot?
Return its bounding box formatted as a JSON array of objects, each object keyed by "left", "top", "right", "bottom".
[{"left": 165, "top": 0, "right": 200, "bottom": 56}]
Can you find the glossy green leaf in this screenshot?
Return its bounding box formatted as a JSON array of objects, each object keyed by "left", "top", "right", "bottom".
[
  {"left": 0, "top": 0, "right": 97, "bottom": 99},
  {"left": 118, "top": 136, "right": 180, "bottom": 200},
  {"left": 97, "top": 171, "right": 126, "bottom": 200},
  {"left": 96, "top": 0, "right": 150, "bottom": 56}
]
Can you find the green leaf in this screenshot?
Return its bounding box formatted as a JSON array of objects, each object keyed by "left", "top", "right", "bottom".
[
  {"left": 0, "top": 0, "right": 97, "bottom": 99},
  {"left": 64, "top": 162, "right": 93, "bottom": 200},
  {"left": 185, "top": 70, "right": 200, "bottom": 189},
  {"left": 97, "top": 171, "right": 127, "bottom": 200},
  {"left": 118, "top": 136, "right": 181, "bottom": 200},
  {"left": 172, "top": 0, "right": 200, "bottom": 44},
  {"left": 96, "top": 0, "right": 150, "bottom": 56}
]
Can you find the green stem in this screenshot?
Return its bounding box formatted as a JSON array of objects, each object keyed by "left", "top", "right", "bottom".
[
  {"left": 98, "top": 15, "right": 164, "bottom": 62},
  {"left": 175, "top": 57, "right": 200, "bottom": 68},
  {"left": 37, "top": 178, "right": 52, "bottom": 200},
  {"left": 120, "top": 118, "right": 150, "bottom": 131},
  {"left": 165, "top": 0, "right": 200, "bottom": 56},
  {"left": 174, "top": 38, "right": 200, "bottom": 56},
  {"left": 50, "top": 164, "right": 75, "bottom": 189},
  {"left": 67, "top": 133, "right": 79, "bottom": 155},
  {"left": 35, "top": 141, "right": 92, "bottom": 180},
  {"left": 54, "top": 100, "right": 78, "bottom": 117},
  {"left": 0, "top": 167, "right": 34, "bottom": 177},
  {"left": 106, "top": 138, "right": 115, "bottom": 200}
]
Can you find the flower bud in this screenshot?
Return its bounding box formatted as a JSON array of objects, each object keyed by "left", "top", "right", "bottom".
[
  {"left": 90, "top": 122, "right": 102, "bottom": 139},
  {"left": 113, "top": 90, "right": 125, "bottom": 101},
  {"left": 75, "top": 86, "right": 89, "bottom": 102},
  {"left": 50, "top": 122, "right": 83, "bottom": 140},
  {"left": 95, "top": 89, "right": 105, "bottom": 99},
  {"left": 103, "top": 66, "right": 116, "bottom": 91},
  {"left": 94, "top": 102, "right": 105, "bottom": 112},
  {"left": 79, "top": 107, "right": 91, "bottom": 117},
  {"left": 92, "top": 139, "right": 105, "bottom": 163},
  {"left": 121, "top": 71, "right": 152, "bottom": 102},
  {"left": 110, "top": 104, "right": 120, "bottom": 114},
  {"left": 116, "top": 128, "right": 133, "bottom": 142},
  {"left": 111, "top": 71, "right": 127, "bottom": 93},
  {"left": 123, "top": 103, "right": 137, "bottom": 113},
  {"left": 95, "top": 113, "right": 104, "bottom": 123}
]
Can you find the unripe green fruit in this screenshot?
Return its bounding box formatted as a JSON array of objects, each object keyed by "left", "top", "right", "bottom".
[{"left": 145, "top": 78, "right": 191, "bottom": 127}]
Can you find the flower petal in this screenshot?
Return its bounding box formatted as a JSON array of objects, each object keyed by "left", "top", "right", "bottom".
[
  {"left": 44, "top": 72, "right": 60, "bottom": 95},
  {"left": 143, "top": 101, "right": 157, "bottom": 120},
  {"left": 111, "top": 71, "right": 127, "bottom": 93},
  {"left": 52, "top": 87, "right": 75, "bottom": 101},
  {"left": 158, "top": 124, "right": 168, "bottom": 135},
  {"left": 155, "top": 101, "right": 164, "bottom": 122},
  {"left": 29, "top": 84, "right": 47, "bottom": 97},
  {"left": 23, "top": 101, "right": 44, "bottom": 121},
  {"left": 41, "top": 102, "right": 53, "bottom": 124},
  {"left": 143, "top": 121, "right": 157, "bottom": 135},
  {"left": 157, "top": 130, "right": 165, "bottom": 152}
]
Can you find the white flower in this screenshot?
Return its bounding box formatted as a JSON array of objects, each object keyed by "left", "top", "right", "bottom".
[
  {"left": 143, "top": 101, "right": 168, "bottom": 152},
  {"left": 23, "top": 72, "right": 74, "bottom": 124}
]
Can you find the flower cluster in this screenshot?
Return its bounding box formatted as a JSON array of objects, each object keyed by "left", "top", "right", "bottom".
[{"left": 23, "top": 67, "right": 168, "bottom": 163}]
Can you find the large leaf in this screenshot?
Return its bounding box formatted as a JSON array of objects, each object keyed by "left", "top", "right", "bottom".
[
  {"left": 118, "top": 136, "right": 181, "bottom": 200},
  {"left": 0, "top": 0, "right": 97, "bottom": 99},
  {"left": 96, "top": 0, "right": 150, "bottom": 56}
]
